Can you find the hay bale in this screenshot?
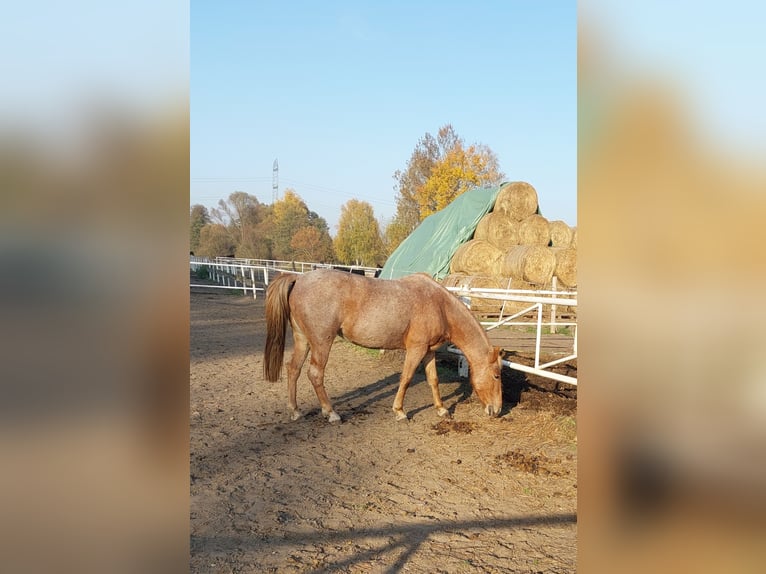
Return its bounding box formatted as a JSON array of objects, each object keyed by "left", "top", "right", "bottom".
[
  {"left": 570, "top": 227, "right": 577, "bottom": 249},
  {"left": 501, "top": 245, "right": 556, "bottom": 285},
  {"left": 518, "top": 214, "right": 551, "bottom": 246},
  {"left": 550, "top": 247, "right": 577, "bottom": 288},
  {"left": 442, "top": 273, "right": 470, "bottom": 289},
  {"left": 442, "top": 274, "right": 507, "bottom": 315},
  {"left": 494, "top": 181, "right": 539, "bottom": 221},
  {"left": 549, "top": 220, "right": 573, "bottom": 247},
  {"left": 450, "top": 239, "right": 504, "bottom": 276},
  {"left": 473, "top": 213, "right": 491, "bottom": 241},
  {"left": 486, "top": 212, "right": 520, "bottom": 250}
]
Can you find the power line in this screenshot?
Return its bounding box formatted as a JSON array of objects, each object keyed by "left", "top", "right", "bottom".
[
  {"left": 191, "top": 177, "right": 271, "bottom": 182},
  {"left": 192, "top": 175, "right": 397, "bottom": 208}
]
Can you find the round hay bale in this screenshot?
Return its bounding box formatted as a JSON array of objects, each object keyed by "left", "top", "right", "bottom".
[
  {"left": 473, "top": 213, "right": 492, "bottom": 241},
  {"left": 549, "top": 220, "right": 573, "bottom": 247},
  {"left": 442, "top": 273, "right": 471, "bottom": 289},
  {"left": 550, "top": 247, "right": 577, "bottom": 288},
  {"left": 502, "top": 278, "right": 538, "bottom": 291},
  {"left": 518, "top": 214, "right": 551, "bottom": 246},
  {"left": 570, "top": 227, "right": 577, "bottom": 249},
  {"left": 501, "top": 245, "right": 556, "bottom": 285},
  {"left": 486, "top": 212, "right": 520, "bottom": 250},
  {"left": 441, "top": 274, "right": 506, "bottom": 316},
  {"left": 450, "top": 239, "right": 504, "bottom": 276},
  {"left": 494, "top": 181, "right": 539, "bottom": 221}
]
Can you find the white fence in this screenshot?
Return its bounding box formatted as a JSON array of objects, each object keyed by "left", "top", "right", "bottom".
[
  {"left": 190, "top": 258, "right": 577, "bottom": 385},
  {"left": 190, "top": 257, "right": 277, "bottom": 298},
  {"left": 189, "top": 257, "right": 381, "bottom": 298},
  {"left": 445, "top": 284, "right": 577, "bottom": 386}
]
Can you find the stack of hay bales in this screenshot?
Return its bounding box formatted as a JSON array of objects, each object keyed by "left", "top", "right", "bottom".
[{"left": 446, "top": 181, "right": 577, "bottom": 316}]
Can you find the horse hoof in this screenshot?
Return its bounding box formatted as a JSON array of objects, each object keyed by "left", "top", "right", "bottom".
[
  {"left": 394, "top": 410, "right": 408, "bottom": 421},
  {"left": 437, "top": 407, "right": 450, "bottom": 417},
  {"left": 327, "top": 411, "right": 341, "bottom": 423},
  {"left": 290, "top": 410, "right": 303, "bottom": 421}
]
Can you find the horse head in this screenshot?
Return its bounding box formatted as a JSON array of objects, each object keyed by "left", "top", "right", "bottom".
[{"left": 471, "top": 346, "right": 503, "bottom": 417}]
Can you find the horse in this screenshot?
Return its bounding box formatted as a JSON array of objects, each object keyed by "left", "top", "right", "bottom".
[{"left": 263, "top": 269, "right": 503, "bottom": 422}]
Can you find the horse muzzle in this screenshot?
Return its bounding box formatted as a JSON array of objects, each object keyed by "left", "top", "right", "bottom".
[{"left": 485, "top": 403, "right": 501, "bottom": 417}]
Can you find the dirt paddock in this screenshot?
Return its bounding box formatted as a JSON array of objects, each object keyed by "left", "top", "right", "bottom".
[{"left": 190, "top": 290, "right": 577, "bottom": 573}]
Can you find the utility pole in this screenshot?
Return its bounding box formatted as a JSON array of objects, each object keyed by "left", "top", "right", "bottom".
[{"left": 272, "top": 158, "right": 279, "bottom": 202}]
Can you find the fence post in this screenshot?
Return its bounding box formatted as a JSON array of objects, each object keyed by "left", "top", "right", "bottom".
[{"left": 550, "top": 276, "right": 558, "bottom": 334}]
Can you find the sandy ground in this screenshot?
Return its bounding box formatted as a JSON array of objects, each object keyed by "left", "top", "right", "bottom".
[{"left": 190, "top": 289, "right": 577, "bottom": 573}]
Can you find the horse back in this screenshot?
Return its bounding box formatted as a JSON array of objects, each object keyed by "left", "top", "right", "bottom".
[{"left": 289, "top": 270, "right": 451, "bottom": 350}]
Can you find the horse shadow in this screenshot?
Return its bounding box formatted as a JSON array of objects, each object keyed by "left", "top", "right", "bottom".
[
  {"left": 321, "top": 353, "right": 515, "bottom": 421},
  {"left": 298, "top": 348, "right": 545, "bottom": 422}
]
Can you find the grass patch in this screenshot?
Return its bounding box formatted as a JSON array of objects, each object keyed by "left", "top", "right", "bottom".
[
  {"left": 521, "top": 325, "right": 573, "bottom": 336},
  {"left": 338, "top": 340, "right": 384, "bottom": 358}
]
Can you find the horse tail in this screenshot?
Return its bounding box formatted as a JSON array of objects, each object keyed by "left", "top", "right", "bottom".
[{"left": 263, "top": 273, "right": 298, "bottom": 382}]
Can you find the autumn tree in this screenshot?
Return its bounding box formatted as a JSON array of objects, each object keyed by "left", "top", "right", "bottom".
[
  {"left": 190, "top": 204, "right": 210, "bottom": 254},
  {"left": 419, "top": 142, "right": 501, "bottom": 217},
  {"left": 334, "top": 199, "right": 384, "bottom": 266},
  {"left": 196, "top": 223, "right": 235, "bottom": 258},
  {"left": 387, "top": 124, "right": 504, "bottom": 251},
  {"left": 210, "top": 191, "right": 271, "bottom": 258},
  {"left": 382, "top": 218, "right": 411, "bottom": 257},
  {"left": 270, "top": 189, "right": 333, "bottom": 261},
  {"left": 290, "top": 226, "right": 334, "bottom": 262}
]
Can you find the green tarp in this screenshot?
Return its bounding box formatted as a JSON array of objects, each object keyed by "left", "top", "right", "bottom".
[{"left": 379, "top": 185, "right": 503, "bottom": 280}]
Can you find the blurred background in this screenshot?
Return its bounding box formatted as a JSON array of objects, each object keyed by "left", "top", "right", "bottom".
[
  {"left": 579, "top": 2, "right": 766, "bottom": 572},
  {"left": 1, "top": 1, "right": 764, "bottom": 572},
  {"left": 0, "top": 1, "right": 188, "bottom": 572}
]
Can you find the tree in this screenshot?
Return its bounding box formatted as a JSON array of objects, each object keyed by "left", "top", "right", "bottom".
[
  {"left": 290, "top": 226, "right": 334, "bottom": 262},
  {"left": 196, "top": 223, "right": 235, "bottom": 258},
  {"left": 387, "top": 124, "right": 505, "bottom": 251},
  {"left": 418, "top": 142, "right": 501, "bottom": 218},
  {"left": 210, "top": 191, "right": 270, "bottom": 258},
  {"left": 190, "top": 204, "right": 210, "bottom": 254},
  {"left": 383, "top": 218, "right": 411, "bottom": 257},
  {"left": 334, "top": 199, "right": 384, "bottom": 266},
  {"left": 270, "top": 189, "right": 333, "bottom": 260}
]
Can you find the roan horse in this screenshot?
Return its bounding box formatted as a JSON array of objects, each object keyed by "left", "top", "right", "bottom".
[{"left": 264, "top": 269, "right": 503, "bottom": 422}]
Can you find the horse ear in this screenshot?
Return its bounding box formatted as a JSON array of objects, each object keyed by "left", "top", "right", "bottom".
[{"left": 492, "top": 346, "right": 501, "bottom": 362}]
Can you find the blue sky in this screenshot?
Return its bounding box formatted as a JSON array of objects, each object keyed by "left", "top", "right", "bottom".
[
  {"left": 191, "top": 1, "right": 577, "bottom": 234},
  {"left": 582, "top": 1, "right": 766, "bottom": 157}
]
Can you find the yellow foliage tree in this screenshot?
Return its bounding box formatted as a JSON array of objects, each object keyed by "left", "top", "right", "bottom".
[
  {"left": 387, "top": 125, "right": 504, "bottom": 254},
  {"left": 334, "top": 199, "right": 384, "bottom": 266},
  {"left": 418, "top": 143, "right": 495, "bottom": 218},
  {"left": 269, "top": 189, "right": 332, "bottom": 260}
]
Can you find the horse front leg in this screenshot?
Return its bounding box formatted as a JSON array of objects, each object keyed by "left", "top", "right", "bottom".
[
  {"left": 392, "top": 346, "right": 427, "bottom": 421},
  {"left": 423, "top": 350, "right": 449, "bottom": 417}
]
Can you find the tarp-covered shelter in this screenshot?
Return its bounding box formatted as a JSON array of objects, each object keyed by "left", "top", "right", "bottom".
[{"left": 379, "top": 185, "right": 504, "bottom": 280}]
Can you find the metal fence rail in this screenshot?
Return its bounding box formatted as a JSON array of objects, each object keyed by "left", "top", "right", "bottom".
[{"left": 446, "top": 285, "right": 578, "bottom": 386}]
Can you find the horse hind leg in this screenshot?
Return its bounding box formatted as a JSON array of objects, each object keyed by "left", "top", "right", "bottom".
[
  {"left": 286, "top": 330, "right": 309, "bottom": 421},
  {"left": 307, "top": 347, "right": 341, "bottom": 423}
]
